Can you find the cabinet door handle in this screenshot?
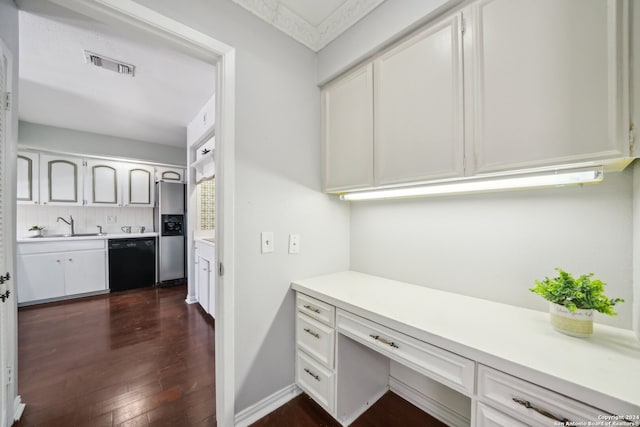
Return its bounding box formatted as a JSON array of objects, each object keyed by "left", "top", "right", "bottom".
[
  {"left": 303, "top": 368, "right": 319, "bottom": 382},
  {"left": 512, "top": 398, "right": 570, "bottom": 424},
  {"left": 68, "top": 258, "right": 73, "bottom": 262},
  {"left": 303, "top": 328, "right": 320, "bottom": 339},
  {"left": 56, "top": 260, "right": 61, "bottom": 263},
  {"left": 303, "top": 304, "right": 320, "bottom": 314},
  {"left": 369, "top": 334, "right": 399, "bottom": 349}
]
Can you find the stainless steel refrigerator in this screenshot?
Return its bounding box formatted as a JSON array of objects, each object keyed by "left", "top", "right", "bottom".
[{"left": 155, "top": 181, "right": 185, "bottom": 284}]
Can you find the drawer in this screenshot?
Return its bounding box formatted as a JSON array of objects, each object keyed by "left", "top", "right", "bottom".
[
  {"left": 476, "top": 403, "right": 528, "bottom": 427},
  {"left": 337, "top": 310, "right": 474, "bottom": 395},
  {"left": 296, "top": 312, "right": 335, "bottom": 368},
  {"left": 296, "top": 293, "right": 335, "bottom": 327},
  {"left": 296, "top": 349, "right": 335, "bottom": 414},
  {"left": 18, "top": 239, "right": 106, "bottom": 254},
  {"left": 477, "top": 365, "right": 607, "bottom": 427}
]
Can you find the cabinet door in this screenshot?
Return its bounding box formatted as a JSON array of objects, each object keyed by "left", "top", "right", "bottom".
[
  {"left": 16, "top": 253, "right": 65, "bottom": 303},
  {"left": 64, "top": 250, "right": 107, "bottom": 295},
  {"left": 465, "top": 0, "right": 629, "bottom": 173},
  {"left": 197, "top": 256, "right": 210, "bottom": 313},
  {"left": 85, "top": 160, "right": 121, "bottom": 207},
  {"left": 374, "top": 15, "right": 464, "bottom": 185},
  {"left": 322, "top": 64, "right": 374, "bottom": 192},
  {"left": 17, "top": 152, "right": 39, "bottom": 205},
  {"left": 155, "top": 166, "right": 184, "bottom": 183},
  {"left": 40, "top": 155, "right": 84, "bottom": 205},
  {"left": 122, "top": 164, "right": 155, "bottom": 207}
]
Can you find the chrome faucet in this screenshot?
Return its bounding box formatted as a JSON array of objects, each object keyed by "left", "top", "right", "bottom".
[{"left": 57, "top": 215, "right": 75, "bottom": 235}]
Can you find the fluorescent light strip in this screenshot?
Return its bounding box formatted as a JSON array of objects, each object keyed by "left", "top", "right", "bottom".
[{"left": 340, "top": 167, "right": 604, "bottom": 201}]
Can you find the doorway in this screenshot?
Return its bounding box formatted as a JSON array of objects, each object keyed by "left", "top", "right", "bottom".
[{"left": 12, "top": 1, "right": 236, "bottom": 425}]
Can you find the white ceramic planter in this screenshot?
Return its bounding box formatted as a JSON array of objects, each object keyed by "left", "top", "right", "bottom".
[
  {"left": 29, "top": 229, "right": 42, "bottom": 237},
  {"left": 549, "top": 302, "right": 593, "bottom": 337}
]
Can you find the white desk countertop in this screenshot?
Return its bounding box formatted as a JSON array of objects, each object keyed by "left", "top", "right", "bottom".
[{"left": 291, "top": 271, "right": 640, "bottom": 416}]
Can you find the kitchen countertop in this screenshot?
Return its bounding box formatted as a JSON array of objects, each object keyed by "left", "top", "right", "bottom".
[
  {"left": 291, "top": 271, "right": 640, "bottom": 416},
  {"left": 195, "top": 237, "right": 215, "bottom": 247},
  {"left": 17, "top": 232, "right": 159, "bottom": 243}
]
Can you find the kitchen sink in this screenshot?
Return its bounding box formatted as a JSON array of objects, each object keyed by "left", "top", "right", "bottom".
[{"left": 33, "top": 233, "right": 107, "bottom": 238}]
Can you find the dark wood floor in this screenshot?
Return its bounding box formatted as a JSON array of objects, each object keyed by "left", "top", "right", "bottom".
[
  {"left": 15, "top": 286, "right": 446, "bottom": 427},
  {"left": 250, "top": 392, "right": 447, "bottom": 427},
  {"left": 15, "top": 286, "right": 215, "bottom": 427}
]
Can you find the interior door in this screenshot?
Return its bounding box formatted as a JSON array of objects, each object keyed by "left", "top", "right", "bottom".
[{"left": 0, "top": 36, "right": 18, "bottom": 427}]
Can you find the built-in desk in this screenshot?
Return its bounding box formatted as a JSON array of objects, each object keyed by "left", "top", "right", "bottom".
[{"left": 291, "top": 271, "right": 640, "bottom": 427}]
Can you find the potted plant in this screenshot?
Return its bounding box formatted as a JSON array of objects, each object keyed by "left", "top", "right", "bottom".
[
  {"left": 530, "top": 268, "right": 624, "bottom": 337},
  {"left": 28, "top": 225, "right": 44, "bottom": 237}
]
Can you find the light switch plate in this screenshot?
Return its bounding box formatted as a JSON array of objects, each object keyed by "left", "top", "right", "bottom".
[
  {"left": 261, "top": 232, "right": 274, "bottom": 253},
  {"left": 106, "top": 215, "right": 117, "bottom": 224},
  {"left": 288, "top": 234, "right": 300, "bottom": 254}
]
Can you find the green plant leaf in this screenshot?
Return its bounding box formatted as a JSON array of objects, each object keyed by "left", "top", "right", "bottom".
[{"left": 529, "top": 268, "right": 624, "bottom": 316}]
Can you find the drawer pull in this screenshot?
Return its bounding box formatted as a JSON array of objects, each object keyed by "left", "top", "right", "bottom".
[
  {"left": 303, "top": 304, "right": 321, "bottom": 314},
  {"left": 512, "top": 398, "right": 570, "bottom": 424},
  {"left": 303, "top": 328, "right": 320, "bottom": 339},
  {"left": 304, "top": 368, "right": 320, "bottom": 381},
  {"left": 369, "top": 334, "right": 399, "bottom": 349}
]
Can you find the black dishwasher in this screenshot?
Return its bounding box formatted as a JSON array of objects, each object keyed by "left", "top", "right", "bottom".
[{"left": 108, "top": 238, "right": 156, "bottom": 292}]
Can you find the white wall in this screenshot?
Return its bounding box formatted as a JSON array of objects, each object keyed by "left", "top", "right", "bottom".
[
  {"left": 16, "top": 205, "right": 153, "bottom": 238},
  {"left": 316, "top": 0, "right": 459, "bottom": 84},
  {"left": 19, "top": 121, "right": 186, "bottom": 166},
  {"left": 351, "top": 171, "right": 633, "bottom": 329},
  {"left": 131, "top": 0, "right": 351, "bottom": 414}
]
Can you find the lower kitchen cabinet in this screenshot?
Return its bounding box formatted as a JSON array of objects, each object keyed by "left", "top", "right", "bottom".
[
  {"left": 17, "top": 240, "right": 107, "bottom": 304},
  {"left": 194, "top": 240, "right": 216, "bottom": 318}
]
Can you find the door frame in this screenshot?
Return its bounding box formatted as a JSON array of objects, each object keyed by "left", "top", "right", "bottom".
[{"left": 43, "top": 1, "right": 237, "bottom": 425}]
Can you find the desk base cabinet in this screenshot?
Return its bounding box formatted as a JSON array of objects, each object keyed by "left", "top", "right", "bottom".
[{"left": 294, "top": 288, "right": 625, "bottom": 427}]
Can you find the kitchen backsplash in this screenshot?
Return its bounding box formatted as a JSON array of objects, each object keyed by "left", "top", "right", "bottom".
[{"left": 17, "top": 205, "right": 154, "bottom": 238}]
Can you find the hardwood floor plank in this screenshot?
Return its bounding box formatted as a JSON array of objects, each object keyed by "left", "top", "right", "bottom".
[{"left": 15, "top": 286, "right": 216, "bottom": 427}]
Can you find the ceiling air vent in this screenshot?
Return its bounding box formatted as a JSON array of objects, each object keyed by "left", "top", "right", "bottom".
[{"left": 84, "top": 50, "right": 135, "bottom": 77}]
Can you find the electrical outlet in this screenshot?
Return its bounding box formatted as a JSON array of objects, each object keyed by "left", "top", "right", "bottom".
[
  {"left": 106, "top": 215, "right": 117, "bottom": 224},
  {"left": 261, "top": 232, "right": 274, "bottom": 254},
  {"left": 288, "top": 234, "right": 300, "bottom": 254}
]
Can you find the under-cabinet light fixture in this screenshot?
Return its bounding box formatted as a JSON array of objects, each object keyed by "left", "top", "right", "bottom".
[{"left": 340, "top": 167, "right": 604, "bottom": 201}]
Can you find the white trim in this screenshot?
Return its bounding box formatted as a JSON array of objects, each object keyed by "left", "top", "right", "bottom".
[
  {"left": 389, "top": 376, "right": 470, "bottom": 427},
  {"left": 12, "top": 396, "right": 24, "bottom": 423},
  {"left": 42, "top": 2, "right": 237, "bottom": 426},
  {"left": 234, "top": 384, "right": 302, "bottom": 427},
  {"left": 0, "top": 35, "right": 16, "bottom": 427}
]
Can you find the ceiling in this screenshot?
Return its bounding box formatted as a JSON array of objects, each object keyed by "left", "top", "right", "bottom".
[
  {"left": 232, "top": 0, "right": 387, "bottom": 51},
  {"left": 17, "top": 1, "right": 216, "bottom": 147}
]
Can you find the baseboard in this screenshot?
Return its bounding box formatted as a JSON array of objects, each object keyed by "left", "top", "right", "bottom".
[
  {"left": 234, "top": 383, "right": 302, "bottom": 427},
  {"left": 13, "top": 395, "right": 25, "bottom": 422},
  {"left": 185, "top": 295, "right": 198, "bottom": 304},
  {"left": 389, "top": 377, "right": 470, "bottom": 427},
  {"left": 338, "top": 387, "right": 388, "bottom": 427}
]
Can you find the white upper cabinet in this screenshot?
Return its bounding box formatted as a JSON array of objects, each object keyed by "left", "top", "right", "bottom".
[
  {"left": 17, "top": 152, "right": 39, "bottom": 205},
  {"left": 374, "top": 15, "right": 464, "bottom": 185},
  {"left": 321, "top": 0, "right": 632, "bottom": 193},
  {"left": 85, "top": 159, "right": 121, "bottom": 207},
  {"left": 122, "top": 164, "right": 155, "bottom": 207},
  {"left": 155, "top": 166, "right": 184, "bottom": 183},
  {"left": 187, "top": 94, "right": 215, "bottom": 146},
  {"left": 322, "top": 64, "right": 374, "bottom": 192},
  {"left": 39, "top": 154, "right": 84, "bottom": 206},
  {"left": 465, "top": 0, "right": 630, "bottom": 174}
]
